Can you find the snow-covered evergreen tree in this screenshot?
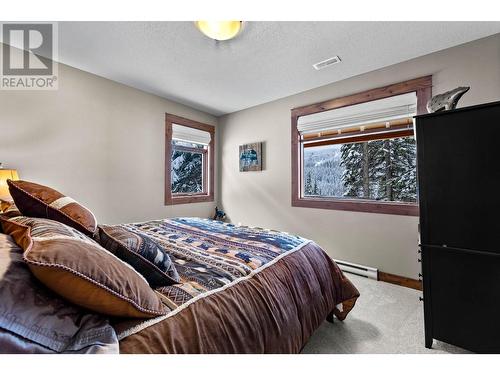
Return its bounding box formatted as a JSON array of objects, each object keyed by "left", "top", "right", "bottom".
[
  {"left": 389, "top": 137, "right": 417, "bottom": 202},
  {"left": 341, "top": 137, "right": 417, "bottom": 202},
  {"left": 341, "top": 142, "right": 376, "bottom": 199},
  {"left": 171, "top": 150, "right": 203, "bottom": 193},
  {"left": 356, "top": 137, "right": 417, "bottom": 202},
  {"left": 304, "top": 171, "right": 313, "bottom": 195},
  {"left": 340, "top": 143, "right": 363, "bottom": 198},
  {"left": 304, "top": 136, "right": 416, "bottom": 202},
  {"left": 313, "top": 179, "right": 320, "bottom": 195},
  {"left": 370, "top": 139, "right": 392, "bottom": 201}
]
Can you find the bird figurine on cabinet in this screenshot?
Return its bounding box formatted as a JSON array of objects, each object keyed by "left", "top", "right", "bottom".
[{"left": 426, "top": 86, "right": 470, "bottom": 113}]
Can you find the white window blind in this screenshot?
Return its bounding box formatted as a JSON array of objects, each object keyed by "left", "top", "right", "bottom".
[
  {"left": 297, "top": 92, "right": 417, "bottom": 140},
  {"left": 172, "top": 124, "right": 211, "bottom": 145}
]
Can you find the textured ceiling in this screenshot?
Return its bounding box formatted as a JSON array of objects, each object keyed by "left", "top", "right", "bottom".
[{"left": 56, "top": 22, "right": 500, "bottom": 116}]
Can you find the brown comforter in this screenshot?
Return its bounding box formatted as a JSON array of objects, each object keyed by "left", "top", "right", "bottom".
[
  {"left": 0, "top": 217, "right": 359, "bottom": 354},
  {"left": 116, "top": 243, "right": 359, "bottom": 354}
]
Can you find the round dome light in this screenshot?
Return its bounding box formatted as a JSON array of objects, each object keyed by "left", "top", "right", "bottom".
[{"left": 195, "top": 21, "right": 242, "bottom": 41}]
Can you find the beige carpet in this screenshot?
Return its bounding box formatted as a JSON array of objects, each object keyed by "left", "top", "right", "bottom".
[{"left": 301, "top": 274, "right": 470, "bottom": 354}]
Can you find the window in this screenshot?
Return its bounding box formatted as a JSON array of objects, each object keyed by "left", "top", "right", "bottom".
[
  {"left": 291, "top": 76, "right": 432, "bottom": 215},
  {"left": 303, "top": 137, "right": 417, "bottom": 202},
  {"left": 171, "top": 140, "right": 206, "bottom": 194},
  {"left": 165, "top": 114, "right": 214, "bottom": 205}
]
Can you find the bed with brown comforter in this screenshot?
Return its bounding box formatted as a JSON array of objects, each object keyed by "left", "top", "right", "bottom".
[{"left": 0, "top": 217, "right": 359, "bottom": 354}]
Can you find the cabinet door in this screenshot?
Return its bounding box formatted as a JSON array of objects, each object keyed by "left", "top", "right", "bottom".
[
  {"left": 425, "top": 245, "right": 500, "bottom": 353},
  {"left": 416, "top": 105, "right": 500, "bottom": 253}
]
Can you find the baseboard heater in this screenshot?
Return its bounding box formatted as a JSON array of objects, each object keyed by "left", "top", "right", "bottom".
[{"left": 334, "top": 259, "right": 378, "bottom": 280}]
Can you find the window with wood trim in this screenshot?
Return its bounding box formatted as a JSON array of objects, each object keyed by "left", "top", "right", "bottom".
[
  {"left": 291, "top": 76, "right": 432, "bottom": 216},
  {"left": 165, "top": 114, "right": 215, "bottom": 205}
]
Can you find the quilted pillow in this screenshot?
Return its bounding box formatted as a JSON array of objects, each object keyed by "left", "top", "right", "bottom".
[
  {"left": 0, "top": 216, "right": 168, "bottom": 318},
  {"left": 7, "top": 180, "right": 97, "bottom": 236},
  {"left": 98, "top": 225, "right": 180, "bottom": 287}
]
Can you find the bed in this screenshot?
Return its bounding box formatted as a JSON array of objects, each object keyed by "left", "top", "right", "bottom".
[{"left": 0, "top": 216, "right": 359, "bottom": 354}]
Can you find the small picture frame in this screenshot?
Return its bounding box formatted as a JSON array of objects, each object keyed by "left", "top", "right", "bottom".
[{"left": 239, "top": 142, "right": 262, "bottom": 172}]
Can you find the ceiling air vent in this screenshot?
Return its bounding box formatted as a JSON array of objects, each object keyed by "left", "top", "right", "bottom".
[{"left": 313, "top": 55, "right": 341, "bottom": 70}]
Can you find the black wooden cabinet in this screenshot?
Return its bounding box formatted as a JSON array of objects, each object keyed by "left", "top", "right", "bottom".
[{"left": 415, "top": 101, "right": 500, "bottom": 353}]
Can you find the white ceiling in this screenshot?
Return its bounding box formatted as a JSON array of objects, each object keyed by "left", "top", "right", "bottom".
[{"left": 57, "top": 22, "right": 500, "bottom": 116}]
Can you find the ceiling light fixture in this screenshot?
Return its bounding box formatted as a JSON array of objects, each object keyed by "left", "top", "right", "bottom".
[{"left": 195, "top": 21, "right": 243, "bottom": 41}]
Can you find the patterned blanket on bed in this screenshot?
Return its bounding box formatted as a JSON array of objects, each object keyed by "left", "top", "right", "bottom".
[{"left": 119, "top": 218, "right": 309, "bottom": 312}]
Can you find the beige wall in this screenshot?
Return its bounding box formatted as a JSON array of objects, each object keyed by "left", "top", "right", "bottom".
[
  {"left": 0, "top": 58, "right": 218, "bottom": 224},
  {"left": 219, "top": 34, "right": 500, "bottom": 279}
]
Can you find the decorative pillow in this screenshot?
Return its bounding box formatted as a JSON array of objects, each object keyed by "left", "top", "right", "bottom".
[
  {"left": 0, "top": 216, "right": 168, "bottom": 318},
  {"left": 0, "top": 232, "right": 118, "bottom": 353},
  {"left": 0, "top": 202, "right": 21, "bottom": 218},
  {"left": 98, "top": 225, "right": 180, "bottom": 287},
  {"left": 7, "top": 180, "right": 97, "bottom": 236}
]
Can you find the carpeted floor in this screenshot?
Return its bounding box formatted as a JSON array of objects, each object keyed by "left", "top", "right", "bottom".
[{"left": 301, "top": 274, "right": 470, "bottom": 354}]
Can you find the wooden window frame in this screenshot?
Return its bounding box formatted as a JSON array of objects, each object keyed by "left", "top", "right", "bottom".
[
  {"left": 165, "top": 113, "right": 215, "bottom": 205},
  {"left": 291, "top": 76, "right": 432, "bottom": 216}
]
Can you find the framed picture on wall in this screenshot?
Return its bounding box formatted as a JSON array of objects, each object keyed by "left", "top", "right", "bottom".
[{"left": 239, "top": 142, "right": 262, "bottom": 172}]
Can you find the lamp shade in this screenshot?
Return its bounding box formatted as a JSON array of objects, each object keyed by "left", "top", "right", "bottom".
[{"left": 0, "top": 169, "right": 19, "bottom": 201}]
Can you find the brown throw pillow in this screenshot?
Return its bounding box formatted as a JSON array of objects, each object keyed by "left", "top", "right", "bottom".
[
  {"left": 0, "top": 216, "right": 168, "bottom": 318},
  {"left": 7, "top": 180, "right": 97, "bottom": 236},
  {"left": 99, "top": 225, "right": 180, "bottom": 287}
]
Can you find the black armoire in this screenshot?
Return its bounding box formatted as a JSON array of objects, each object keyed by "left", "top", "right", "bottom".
[{"left": 415, "top": 100, "right": 500, "bottom": 353}]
